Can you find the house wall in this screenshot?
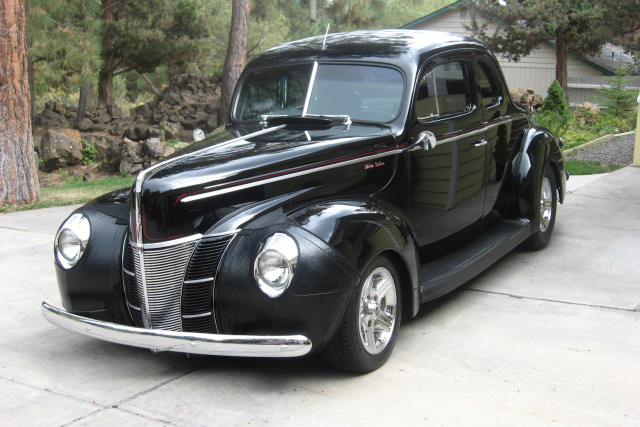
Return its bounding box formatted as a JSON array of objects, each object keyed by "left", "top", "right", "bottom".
[{"left": 409, "top": 6, "right": 605, "bottom": 103}]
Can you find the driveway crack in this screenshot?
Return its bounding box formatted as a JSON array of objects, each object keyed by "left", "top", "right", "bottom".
[
  {"left": 465, "top": 288, "right": 638, "bottom": 312},
  {"left": 568, "top": 193, "right": 640, "bottom": 206}
]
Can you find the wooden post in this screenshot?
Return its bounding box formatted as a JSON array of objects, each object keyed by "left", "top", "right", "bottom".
[{"left": 634, "top": 92, "right": 640, "bottom": 166}]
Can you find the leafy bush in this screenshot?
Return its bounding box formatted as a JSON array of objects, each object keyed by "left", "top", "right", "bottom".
[
  {"left": 562, "top": 111, "right": 634, "bottom": 148},
  {"left": 81, "top": 140, "right": 98, "bottom": 164}
]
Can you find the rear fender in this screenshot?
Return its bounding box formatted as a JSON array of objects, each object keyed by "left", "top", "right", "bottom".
[
  {"left": 510, "top": 126, "right": 564, "bottom": 228},
  {"left": 289, "top": 199, "right": 420, "bottom": 316}
]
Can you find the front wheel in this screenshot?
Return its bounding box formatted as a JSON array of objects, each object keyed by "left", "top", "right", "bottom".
[
  {"left": 322, "top": 255, "right": 401, "bottom": 373},
  {"left": 524, "top": 164, "right": 557, "bottom": 251}
]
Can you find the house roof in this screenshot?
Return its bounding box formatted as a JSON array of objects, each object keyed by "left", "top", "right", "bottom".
[
  {"left": 401, "top": 1, "right": 633, "bottom": 76},
  {"left": 399, "top": 0, "right": 466, "bottom": 30}
]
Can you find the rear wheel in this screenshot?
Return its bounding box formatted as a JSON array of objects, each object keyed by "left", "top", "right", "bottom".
[
  {"left": 524, "top": 164, "right": 557, "bottom": 250},
  {"left": 322, "top": 255, "right": 401, "bottom": 373}
]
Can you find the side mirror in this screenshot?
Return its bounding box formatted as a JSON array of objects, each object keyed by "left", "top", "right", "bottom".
[
  {"left": 193, "top": 128, "right": 205, "bottom": 142},
  {"left": 416, "top": 131, "right": 437, "bottom": 151},
  {"left": 557, "top": 137, "right": 564, "bottom": 148}
]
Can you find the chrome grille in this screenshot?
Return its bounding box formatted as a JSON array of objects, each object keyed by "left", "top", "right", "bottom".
[
  {"left": 135, "top": 241, "right": 198, "bottom": 331},
  {"left": 122, "top": 242, "right": 144, "bottom": 326},
  {"left": 182, "top": 235, "right": 234, "bottom": 333},
  {"left": 122, "top": 234, "right": 233, "bottom": 333}
]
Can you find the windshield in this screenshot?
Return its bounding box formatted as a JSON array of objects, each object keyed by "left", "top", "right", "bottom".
[{"left": 234, "top": 63, "right": 404, "bottom": 123}]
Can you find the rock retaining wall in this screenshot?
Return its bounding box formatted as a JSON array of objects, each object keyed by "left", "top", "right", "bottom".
[{"left": 33, "top": 73, "right": 221, "bottom": 175}]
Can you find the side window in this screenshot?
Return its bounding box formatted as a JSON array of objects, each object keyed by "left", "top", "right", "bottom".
[
  {"left": 416, "top": 61, "right": 471, "bottom": 121},
  {"left": 477, "top": 60, "right": 501, "bottom": 108}
]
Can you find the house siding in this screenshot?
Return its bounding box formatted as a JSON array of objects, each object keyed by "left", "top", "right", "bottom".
[{"left": 409, "top": 6, "right": 605, "bottom": 103}]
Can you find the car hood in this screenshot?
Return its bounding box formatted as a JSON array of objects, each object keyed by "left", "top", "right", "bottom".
[{"left": 135, "top": 123, "right": 402, "bottom": 243}]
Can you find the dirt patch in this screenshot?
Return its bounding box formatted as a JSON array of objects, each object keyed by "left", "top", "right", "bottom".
[{"left": 38, "top": 164, "right": 114, "bottom": 188}]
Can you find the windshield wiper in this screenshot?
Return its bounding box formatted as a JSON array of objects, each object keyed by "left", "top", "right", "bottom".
[
  {"left": 260, "top": 114, "right": 351, "bottom": 128},
  {"left": 303, "top": 114, "right": 352, "bottom": 126}
]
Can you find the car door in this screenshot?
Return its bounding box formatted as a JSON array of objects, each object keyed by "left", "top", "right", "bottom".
[
  {"left": 409, "top": 53, "right": 487, "bottom": 248},
  {"left": 474, "top": 52, "right": 517, "bottom": 217}
]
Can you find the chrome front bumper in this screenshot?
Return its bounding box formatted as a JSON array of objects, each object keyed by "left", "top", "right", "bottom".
[{"left": 41, "top": 302, "right": 312, "bottom": 357}]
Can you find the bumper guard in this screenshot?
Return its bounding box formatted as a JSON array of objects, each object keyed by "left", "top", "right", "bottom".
[{"left": 42, "top": 302, "right": 312, "bottom": 357}]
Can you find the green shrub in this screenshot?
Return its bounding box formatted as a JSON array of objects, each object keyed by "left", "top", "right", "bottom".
[
  {"left": 562, "top": 111, "right": 634, "bottom": 148},
  {"left": 81, "top": 140, "right": 97, "bottom": 164},
  {"left": 535, "top": 80, "right": 571, "bottom": 137}
]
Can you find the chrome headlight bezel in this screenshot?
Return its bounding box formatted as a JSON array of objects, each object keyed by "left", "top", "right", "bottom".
[
  {"left": 55, "top": 213, "right": 91, "bottom": 269},
  {"left": 254, "top": 232, "right": 298, "bottom": 298}
]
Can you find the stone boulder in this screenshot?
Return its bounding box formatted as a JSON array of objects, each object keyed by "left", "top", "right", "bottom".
[
  {"left": 144, "top": 138, "right": 165, "bottom": 158},
  {"left": 510, "top": 88, "right": 543, "bottom": 111},
  {"left": 83, "top": 133, "right": 123, "bottom": 171},
  {"left": 582, "top": 102, "right": 600, "bottom": 114},
  {"left": 39, "top": 128, "right": 83, "bottom": 171},
  {"left": 95, "top": 112, "right": 112, "bottom": 124},
  {"left": 106, "top": 104, "right": 123, "bottom": 119},
  {"left": 77, "top": 118, "right": 93, "bottom": 132},
  {"left": 124, "top": 123, "right": 150, "bottom": 141},
  {"left": 119, "top": 138, "right": 145, "bottom": 175},
  {"left": 163, "top": 121, "right": 183, "bottom": 140}
]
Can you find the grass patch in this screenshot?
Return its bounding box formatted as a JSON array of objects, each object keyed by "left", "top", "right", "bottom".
[
  {"left": 0, "top": 176, "right": 135, "bottom": 214},
  {"left": 565, "top": 159, "right": 625, "bottom": 176}
]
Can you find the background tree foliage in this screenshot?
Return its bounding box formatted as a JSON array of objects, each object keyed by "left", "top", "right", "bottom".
[
  {"left": 465, "top": 0, "right": 640, "bottom": 91},
  {"left": 98, "top": 0, "right": 212, "bottom": 104},
  {"left": 26, "top": 0, "right": 102, "bottom": 106}
]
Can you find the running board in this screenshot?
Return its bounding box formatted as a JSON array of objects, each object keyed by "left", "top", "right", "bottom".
[{"left": 420, "top": 219, "right": 531, "bottom": 302}]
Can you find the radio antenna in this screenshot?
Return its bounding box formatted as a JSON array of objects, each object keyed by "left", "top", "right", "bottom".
[{"left": 321, "top": 22, "right": 331, "bottom": 50}]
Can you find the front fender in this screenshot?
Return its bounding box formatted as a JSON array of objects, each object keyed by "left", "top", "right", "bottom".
[{"left": 289, "top": 198, "right": 420, "bottom": 316}]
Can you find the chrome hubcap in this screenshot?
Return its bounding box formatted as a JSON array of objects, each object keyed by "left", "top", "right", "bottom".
[
  {"left": 539, "top": 176, "right": 553, "bottom": 232},
  {"left": 358, "top": 267, "right": 397, "bottom": 355}
]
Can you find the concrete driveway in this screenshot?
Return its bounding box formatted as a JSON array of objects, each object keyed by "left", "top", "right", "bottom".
[{"left": 1, "top": 167, "right": 639, "bottom": 427}]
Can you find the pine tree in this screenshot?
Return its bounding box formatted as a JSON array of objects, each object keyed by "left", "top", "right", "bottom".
[
  {"left": 536, "top": 80, "right": 571, "bottom": 137},
  {"left": 595, "top": 69, "right": 638, "bottom": 118},
  {"left": 26, "top": 0, "right": 102, "bottom": 102},
  {"left": 465, "top": 0, "right": 634, "bottom": 91},
  {"left": 99, "top": 0, "right": 211, "bottom": 105}
]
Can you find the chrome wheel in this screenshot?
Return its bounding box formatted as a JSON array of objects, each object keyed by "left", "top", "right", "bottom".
[
  {"left": 539, "top": 176, "right": 553, "bottom": 232},
  {"left": 358, "top": 266, "right": 398, "bottom": 355}
]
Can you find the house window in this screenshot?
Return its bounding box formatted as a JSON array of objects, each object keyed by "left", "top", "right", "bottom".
[
  {"left": 459, "top": 6, "right": 468, "bottom": 19},
  {"left": 416, "top": 61, "right": 471, "bottom": 120}
]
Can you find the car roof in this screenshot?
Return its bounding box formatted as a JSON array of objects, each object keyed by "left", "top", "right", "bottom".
[{"left": 247, "top": 29, "right": 485, "bottom": 70}]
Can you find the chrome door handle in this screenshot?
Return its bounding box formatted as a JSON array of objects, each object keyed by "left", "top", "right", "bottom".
[{"left": 472, "top": 139, "right": 488, "bottom": 147}]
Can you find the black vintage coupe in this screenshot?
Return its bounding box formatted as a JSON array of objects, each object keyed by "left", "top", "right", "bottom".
[{"left": 43, "top": 30, "right": 566, "bottom": 372}]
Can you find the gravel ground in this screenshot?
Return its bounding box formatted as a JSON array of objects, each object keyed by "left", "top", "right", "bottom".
[{"left": 566, "top": 133, "right": 636, "bottom": 164}]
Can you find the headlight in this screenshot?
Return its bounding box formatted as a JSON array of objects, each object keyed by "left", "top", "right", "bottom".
[
  {"left": 254, "top": 233, "right": 298, "bottom": 298},
  {"left": 55, "top": 213, "right": 91, "bottom": 269}
]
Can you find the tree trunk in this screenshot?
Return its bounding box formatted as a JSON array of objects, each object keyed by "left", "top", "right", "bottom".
[
  {"left": 220, "top": 0, "right": 251, "bottom": 125},
  {"left": 310, "top": 0, "right": 318, "bottom": 21},
  {"left": 26, "top": 25, "right": 34, "bottom": 128},
  {"left": 76, "top": 81, "right": 93, "bottom": 126},
  {"left": 141, "top": 73, "right": 160, "bottom": 96},
  {"left": 98, "top": 0, "right": 116, "bottom": 105},
  {"left": 555, "top": 36, "right": 569, "bottom": 93},
  {"left": 0, "top": 0, "right": 40, "bottom": 206}
]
